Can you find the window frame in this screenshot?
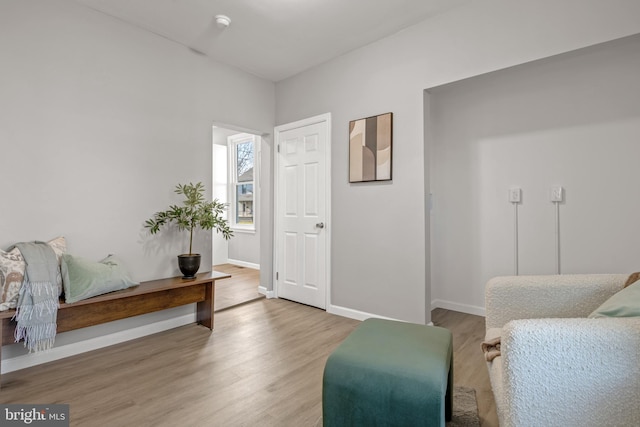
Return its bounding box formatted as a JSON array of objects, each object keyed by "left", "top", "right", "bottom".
[{"left": 227, "top": 133, "right": 259, "bottom": 233}]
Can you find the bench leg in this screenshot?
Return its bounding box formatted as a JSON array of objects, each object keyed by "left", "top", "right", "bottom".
[{"left": 196, "top": 280, "right": 214, "bottom": 330}]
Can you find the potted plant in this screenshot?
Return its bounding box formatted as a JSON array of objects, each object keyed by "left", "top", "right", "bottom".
[{"left": 145, "top": 182, "right": 233, "bottom": 278}]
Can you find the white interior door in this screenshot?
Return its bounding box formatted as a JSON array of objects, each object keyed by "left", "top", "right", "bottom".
[{"left": 275, "top": 114, "right": 330, "bottom": 309}]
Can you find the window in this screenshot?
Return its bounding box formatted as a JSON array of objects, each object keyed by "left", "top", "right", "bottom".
[{"left": 228, "top": 133, "right": 258, "bottom": 231}]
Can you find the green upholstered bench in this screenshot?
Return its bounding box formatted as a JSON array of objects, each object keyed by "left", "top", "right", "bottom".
[{"left": 322, "top": 318, "right": 453, "bottom": 427}]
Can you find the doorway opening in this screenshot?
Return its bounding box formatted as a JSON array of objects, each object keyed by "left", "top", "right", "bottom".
[{"left": 212, "top": 125, "right": 264, "bottom": 311}]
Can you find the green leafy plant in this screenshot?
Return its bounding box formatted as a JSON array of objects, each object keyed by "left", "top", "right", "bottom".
[{"left": 145, "top": 182, "right": 233, "bottom": 255}]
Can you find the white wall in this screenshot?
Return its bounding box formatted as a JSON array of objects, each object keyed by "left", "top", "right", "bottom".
[
  {"left": 0, "top": 0, "right": 274, "bottom": 369},
  {"left": 429, "top": 34, "right": 640, "bottom": 314},
  {"left": 275, "top": 0, "right": 640, "bottom": 323}
]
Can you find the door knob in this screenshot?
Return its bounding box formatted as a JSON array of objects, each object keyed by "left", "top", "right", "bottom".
[{"left": 316, "top": 222, "right": 325, "bottom": 229}]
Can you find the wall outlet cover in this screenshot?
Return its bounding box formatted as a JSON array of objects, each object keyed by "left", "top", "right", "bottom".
[
  {"left": 509, "top": 187, "right": 522, "bottom": 203},
  {"left": 550, "top": 186, "right": 563, "bottom": 202}
]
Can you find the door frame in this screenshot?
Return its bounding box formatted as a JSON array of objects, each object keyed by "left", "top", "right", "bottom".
[{"left": 273, "top": 113, "right": 332, "bottom": 308}]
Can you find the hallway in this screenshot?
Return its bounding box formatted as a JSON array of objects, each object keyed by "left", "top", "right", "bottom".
[{"left": 213, "top": 264, "right": 263, "bottom": 311}]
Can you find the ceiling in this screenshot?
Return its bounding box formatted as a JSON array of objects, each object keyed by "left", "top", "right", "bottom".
[{"left": 75, "top": 0, "right": 469, "bottom": 82}]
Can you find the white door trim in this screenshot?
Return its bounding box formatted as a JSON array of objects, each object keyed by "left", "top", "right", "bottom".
[{"left": 273, "top": 113, "right": 331, "bottom": 309}]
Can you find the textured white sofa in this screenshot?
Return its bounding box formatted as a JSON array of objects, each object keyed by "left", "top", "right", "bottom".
[{"left": 484, "top": 274, "right": 640, "bottom": 427}]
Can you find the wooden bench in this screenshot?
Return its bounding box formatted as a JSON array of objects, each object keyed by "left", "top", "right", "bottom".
[{"left": 0, "top": 270, "right": 230, "bottom": 382}]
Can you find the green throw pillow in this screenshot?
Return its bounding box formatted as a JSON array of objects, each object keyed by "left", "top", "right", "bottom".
[
  {"left": 589, "top": 280, "right": 640, "bottom": 318},
  {"left": 61, "top": 254, "right": 138, "bottom": 304}
]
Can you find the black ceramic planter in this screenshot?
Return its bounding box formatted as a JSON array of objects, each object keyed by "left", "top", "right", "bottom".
[{"left": 178, "top": 254, "right": 201, "bottom": 279}]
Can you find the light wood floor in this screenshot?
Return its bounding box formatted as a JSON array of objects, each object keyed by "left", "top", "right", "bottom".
[
  {"left": 0, "top": 294, "right": 497, "bottom": 426},
  {"left": 213, "top": 264, "right": 263, "bottom": 312}
]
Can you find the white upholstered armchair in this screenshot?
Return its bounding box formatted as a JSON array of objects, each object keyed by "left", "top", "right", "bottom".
[{"left": 484, "top": 274, "right": 640, "bottom": 427}]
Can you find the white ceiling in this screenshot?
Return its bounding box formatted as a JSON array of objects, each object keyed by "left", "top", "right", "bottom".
[{"left": 75, "top": 0, "right": 469, "bottom": 82}]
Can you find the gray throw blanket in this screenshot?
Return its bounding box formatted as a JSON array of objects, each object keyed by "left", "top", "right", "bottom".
[{"left": 13, "top": 242, "right": 60, "bottom": 352}]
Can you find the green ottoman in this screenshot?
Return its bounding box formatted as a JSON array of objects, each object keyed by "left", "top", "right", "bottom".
[{"left": 323, "top": 318, "right": 453, "bottom": 427}]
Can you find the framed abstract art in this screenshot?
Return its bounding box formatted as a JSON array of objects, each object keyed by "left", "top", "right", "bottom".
[{"left": 349, "top": 112, "right": 392, "bottom": 182}]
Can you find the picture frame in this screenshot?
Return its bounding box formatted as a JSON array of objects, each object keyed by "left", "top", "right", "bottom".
[{"left": 349, "top": 112, "right": 392, "bottom": 183}]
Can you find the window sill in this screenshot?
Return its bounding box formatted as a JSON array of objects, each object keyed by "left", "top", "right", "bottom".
[{"left": 231, "top": 227, "right": 256, "bottom": 235}]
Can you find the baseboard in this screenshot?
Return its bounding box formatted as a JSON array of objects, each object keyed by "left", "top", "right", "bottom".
[
  {"left": 1, "top": 314, "right": 196, "bottom": 375},
  {"left": 227, "top": 259, "right": 260, "bottom": 270},
  {"left": 431, "top": 299, "right": 486, "bottom": 317},
  {"left": 327, "top": 304, "right": 440, "bottom": 324},
  {"left": 327, "top": 304, "right": 401, "bottom": 322},
  {"left": 258, "top": 286, "right": 276, "bottom": 298}
]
